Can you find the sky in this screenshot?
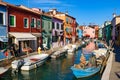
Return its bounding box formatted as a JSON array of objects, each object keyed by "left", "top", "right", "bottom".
[{"left": 3, "top": 0, "right": 120, "bottom": 26}]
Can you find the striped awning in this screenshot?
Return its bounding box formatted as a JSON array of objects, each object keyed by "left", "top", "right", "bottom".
[{"left": 9, "top": 32, "right": 36, "bottom": 41}]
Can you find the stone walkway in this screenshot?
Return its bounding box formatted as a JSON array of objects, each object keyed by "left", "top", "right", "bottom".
[{"left": 109, "top": 45, "right": 120, "bottom": 80}]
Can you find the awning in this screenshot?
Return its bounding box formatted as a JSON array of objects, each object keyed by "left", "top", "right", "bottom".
[
  {"left": 32, "top": 33, "right": 41, "bottom": 37},
  {"left": 9, "top": 32, "right": 36, "bottom": 41},
  {"left": 0, "top": 37, "right": 8, "bottom": 42}
]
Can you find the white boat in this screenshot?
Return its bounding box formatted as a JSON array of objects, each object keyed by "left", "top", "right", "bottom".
[
  {"left": 0, "top": 67, "right": 9, "bottom": 76},
  {"left": 11, "top": 54, "right": 49, "bottom": 71},
  {"left": 51, "top": 49, "right": 67, "bottom": 59},
  {"left": 64, "top": 44, "right": 76, "bottom": 54}
]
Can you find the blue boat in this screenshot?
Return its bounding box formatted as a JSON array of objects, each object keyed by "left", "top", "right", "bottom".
[{"left": 71, "top": 65, "right": 101, "bottom": 78}]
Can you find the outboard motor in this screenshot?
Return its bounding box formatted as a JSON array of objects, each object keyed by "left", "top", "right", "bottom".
[{"left": 16, "top": 59, "right": 25, "bottom": 72}]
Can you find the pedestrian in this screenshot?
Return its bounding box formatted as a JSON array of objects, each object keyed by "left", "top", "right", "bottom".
[
  {"left": 4, "top": 49, "right": 11, "bottom": 59},
  {"left": 38, "top": 47, "right": 41, "bottom": 54}
]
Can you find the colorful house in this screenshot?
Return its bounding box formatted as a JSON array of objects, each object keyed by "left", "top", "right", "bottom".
[
  {"left": 41, "top": 14, "right": 52, "bottom": 49},
  {"left": 111, "top": 15, "right": 120, "bottom": 46},
  {"left": 7, "top": 4, "right": 42, "bottom": 53},
  {"left": 46, "top": 9, "right": 76, "bottom": 45},
  {"left": 52, "top": 17, "right": 63, "bottom": 48},
  {"left": 104, "top": 21, "right": 112, "bottom": 46},
  {"left": 0, "top": 2, "right": 8, "bottom": 50},
  {"left": 82, "top": 26, "right": 95, "bottom": 38},
  {"left": 76, "top": 26, "right": 83, "bottom": 40},
  {"left": 98, "top": 27, "right": 103, "bottom": 40}
]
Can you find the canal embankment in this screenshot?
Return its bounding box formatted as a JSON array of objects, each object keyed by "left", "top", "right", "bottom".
[
  {"left": 101, "top": 51, "right": 113, "bottom": 80},
  {"left": 0, "top": 41, "right": 83, "bottom": 68}
]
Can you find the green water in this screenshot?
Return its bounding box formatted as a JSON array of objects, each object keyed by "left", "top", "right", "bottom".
[
  {"left": 0, "top": 43, "right": 101, "bottom": 80},
  {"left": 0, "top": 51, "right": 101, "bottom": 80}
]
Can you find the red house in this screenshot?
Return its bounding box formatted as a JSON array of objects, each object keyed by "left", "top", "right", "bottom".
[{"left": 7, "top": 4, "right": 42, "bottom": 54}]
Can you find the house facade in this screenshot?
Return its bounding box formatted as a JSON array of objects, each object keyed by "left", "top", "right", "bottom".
[
  {"left": 46, "top": 9, "right": 76, "bottom": 45},
  {"left": 7, "top": 4, "right": 42, "bottom": 53},
  {"left": 111, "top": 15, "right": 120, "bottom": 46},
  {"left": 104, "top": 21, "right": 112, "bottom": 46},
  {"left": 0, "top": 2, "right": 8, "bottom": 50},
  {"left": 76, "top": 26, "right": 83, "bottom": 40},
  {"left": 41, "top": 15, "right": 52, "bottom": 49},
  {"left": 52, "top": 17, "right": 63, "bottom": 48},
  {"left": 83, "top": 26, "right": 95, "bottom": 38}
]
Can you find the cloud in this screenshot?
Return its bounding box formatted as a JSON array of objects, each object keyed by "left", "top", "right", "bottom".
[
  {"left": 62, "top": 4, "right": 75, "bottom": 7},
  {"left": 33, "top": 0, "right": 61, "bottom": 4}
]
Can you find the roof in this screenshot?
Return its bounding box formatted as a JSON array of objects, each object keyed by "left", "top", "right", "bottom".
[
  {"left": 46, "top": 11, "right": 76, "bottom": 19},
  {"left": 0, "top": 1, "right": 7, "bottom": 6},
  {"left": 3, "top": 1, "right": 42, "bottom": 15}
]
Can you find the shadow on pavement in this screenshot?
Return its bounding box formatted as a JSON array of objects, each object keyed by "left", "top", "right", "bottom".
[{"left": 113, "top": 45, "right": 120, "bottom": 62}]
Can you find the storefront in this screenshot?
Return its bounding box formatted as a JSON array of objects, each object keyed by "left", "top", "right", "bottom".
[
  {"left": 9, "top": 32, "right": 36, "bottom": 54},
  {"left": 32, "top": 33, "right": 41, "bottom": 49}
]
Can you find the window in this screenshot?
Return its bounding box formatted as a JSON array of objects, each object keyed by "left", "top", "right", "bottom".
[
  {"left": 61, "top": 24, "right": 63, "bottom": 30},
  {"left": 37, "top": 19, "right": 41, "bottom": 28},
  {"left": 0, "top": 12, "right": 3, "bottom": 25},
  {"left": 57, "top": 23, "right": 59, "bottom": 29},
  {"left": 66, "top": 17, "right": 68, "bottom": 23},
  {"left": 52, "top": 22, "right": 55, "bottom": 29},
  {"left": 31, "top": 18, "right": 36, "bottom": 28},
  {"left": 24, "top": 18, "right": 28, "bottom": 28},
  {"left": 42, "top": 20, "right": 44, "bottom": 28},
  {"left": 10, "top": 15, "right": 16, "bottom": 27},
  {"left": 48, "top": 22, "right": 51, "bottom": 29}
]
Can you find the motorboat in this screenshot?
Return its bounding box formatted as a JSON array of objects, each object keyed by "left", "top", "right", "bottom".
[
  {"left": 11, "top": 53, "right": 49, "bottom": 71},
  {"left": 0, "top": 67, "right": 9, "bottom": 76}
]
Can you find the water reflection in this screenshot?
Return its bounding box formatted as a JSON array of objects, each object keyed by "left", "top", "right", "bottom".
[
  {"left": 1, "top": 41, "right": 101, "bottom": 80},
  {"left": 82, "top": 42, "right": 96, "bottom": 54}
]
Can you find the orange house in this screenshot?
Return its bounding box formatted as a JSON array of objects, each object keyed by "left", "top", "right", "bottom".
[{"left": 46, "top": 9, "right": 76, "bottom": 45}]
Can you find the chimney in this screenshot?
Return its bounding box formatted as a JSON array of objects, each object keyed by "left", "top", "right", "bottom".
[
  {"left": 65, "top": 11, "right": 68, "bottom": 15},
  {"left": 49, "top": 9, "right": 57, "bottom": 15},
  {"left": 113, "top": 13, "right": 116, "bottom": 18}
]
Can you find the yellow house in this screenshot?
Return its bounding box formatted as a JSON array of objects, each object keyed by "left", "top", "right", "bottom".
[{"left": 46, "top": 9, "right": 76, "bottom": 45}]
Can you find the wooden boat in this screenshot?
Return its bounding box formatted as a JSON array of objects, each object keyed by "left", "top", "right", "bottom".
[
  {"left": 11, "top": 53, "right": 49, "bottom": 71},
  {"left": 0, "top": 67, "right": 9, "bottom": 76},
  {"left": 71, "top": 65, "right": 101, "bottom": 78}
]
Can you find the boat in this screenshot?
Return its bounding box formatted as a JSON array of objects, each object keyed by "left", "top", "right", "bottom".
[
  {"left": 11, "top": 53, "right": 49, "bottom": 71},
  {"left": 0, "top": 67, "right": 9, "bottom": 76},
  {"left": 64, "top": 44, "right": 76, "bottom": 54},
  {"left": 50, "top": 49, "right": 67, "bottom": 59},
  {"left": 71, "top": 65, "right": 101, "bottom": 78}
]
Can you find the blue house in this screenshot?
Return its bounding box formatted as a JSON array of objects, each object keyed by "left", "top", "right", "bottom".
[
  {"left": 76, "top": 26, "right": 83, "bottom": 40},
  {"left": 0, "top": 2, "right": 8, "bottom": 50}
]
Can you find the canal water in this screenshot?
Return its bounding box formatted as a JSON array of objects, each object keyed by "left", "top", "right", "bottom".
[{"left": 0, "top": 42, "right": 101, "bottom": 80}]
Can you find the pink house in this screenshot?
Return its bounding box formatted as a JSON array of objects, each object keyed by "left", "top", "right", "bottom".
[{"left": 83, "top": 26, "right": 95, "bottom": 38}]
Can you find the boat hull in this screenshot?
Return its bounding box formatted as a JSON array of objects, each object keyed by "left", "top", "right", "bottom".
[
  {"left": 0, "top": 67, "right": 9, "bottom": 77},
  {"left": 71, "top": 66, "right": 101, "bottom": 78},
  {"left": 12, "top": 54, "right": 49, "bottom": 71}
]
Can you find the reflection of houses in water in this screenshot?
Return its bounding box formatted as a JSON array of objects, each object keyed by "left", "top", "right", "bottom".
[{"left": 82, "top": 42, "right": 96, "bottom": 54}]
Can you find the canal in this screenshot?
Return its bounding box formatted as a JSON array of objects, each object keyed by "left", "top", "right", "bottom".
[{"left": 1, "top": 42, "right": 101, "bottom": 80}]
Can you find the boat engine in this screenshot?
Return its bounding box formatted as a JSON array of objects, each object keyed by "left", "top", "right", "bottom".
[{"left": 15, "top": 59, "right": 25, "bottom": 72}]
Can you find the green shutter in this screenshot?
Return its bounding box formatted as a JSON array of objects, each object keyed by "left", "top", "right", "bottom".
[
  {"left": 37, "top": 20, "right": 40, "bottom": 28},
  {"left": 24, "top": 19, "right": 27, "bottom": 27},
  {"left": 10, "top": 16, "right": 14, "bottom": 26}
]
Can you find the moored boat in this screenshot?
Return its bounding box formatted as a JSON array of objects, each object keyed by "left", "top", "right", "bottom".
[
  {"left": 0, "top": 67, "right": 9, "bottom": 76},
  {"left": 11, "top": 53, "right": 49, "bottom": 71},
  {"left": 71, "top": 65, "right": 101, "bottom": 78}
]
